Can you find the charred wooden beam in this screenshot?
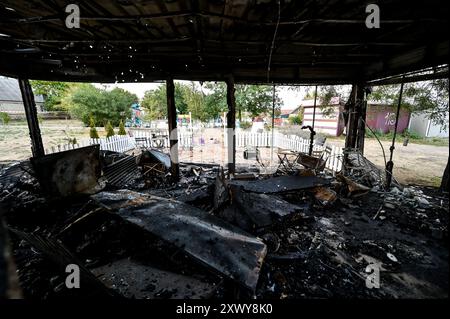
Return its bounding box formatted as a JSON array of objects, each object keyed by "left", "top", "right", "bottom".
[
  {"left": 18, "top": 78, "right": 45, "bottom": 158},
  {"left": 0, "top": 218, "right": 22, "bottom": 298},
  {"left": 166, "top": 78, "right": 179, "bottom": 181},
  {"left": 226, "top": 76, "right": 236, "bottom": 175},
  {"left": 368, "top": 67, "right": 448, "bottom": 86},
  {"left": 345, "top": 83, "right": 364, "bottom": 152},
  {"left": 356, "top": 88, "right": 368, "bottom": 154}
]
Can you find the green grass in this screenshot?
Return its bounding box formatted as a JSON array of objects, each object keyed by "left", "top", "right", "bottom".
[
  {"left": 365, "top": 130, "right": 449, "bottom": 147},
  {"left": 429, "top": 176, "right": 443, "bottom": 188}
]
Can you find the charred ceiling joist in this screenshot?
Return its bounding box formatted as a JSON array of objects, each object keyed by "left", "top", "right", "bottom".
[{"left": 0, "top": 0, "right": 448, "bottom": 84}]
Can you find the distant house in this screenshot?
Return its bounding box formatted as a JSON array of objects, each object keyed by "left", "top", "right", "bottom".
[
  {"left": 280, "top": 109, "right": 296, "bottom": 119},
  {"left": 293, "top": 97, "right": 345, "bottom": 136},
  {"left": 0, "top": 76, "right": 44, "bottom": 114},
  {"left": 408, "top": 112, "right": 449, "bottom": 138},
  {"left": 366, "top": 102, "right": 410, "bottom": 134},
  {"left": 291, "top": 97, "right": 412, "bottom": 137}
]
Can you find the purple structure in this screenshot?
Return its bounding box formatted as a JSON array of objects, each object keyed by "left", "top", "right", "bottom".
[{"left": 366, "top": 104, "right": 411, "bottom": 133}]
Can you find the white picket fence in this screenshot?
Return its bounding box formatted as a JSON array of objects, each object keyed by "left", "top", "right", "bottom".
[
  {"left": 45, "top": 130, "right": 194, "bottom": 155},
  {"left": 46, "top": 135, "right": 135, "bottom": 154},
  {"left": 46, "top": 130, "right": 343, "bottom": 172},
  {"left": 130, "top": 129, "right": 194, "bottom": 149},
  {"left": 233, "top": 131, "right": 343, "bottom": 172}
]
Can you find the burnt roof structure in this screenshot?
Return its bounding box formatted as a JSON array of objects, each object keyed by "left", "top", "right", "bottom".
[{"left": 0, "top": 0, "right": 448, "bottom": 84}]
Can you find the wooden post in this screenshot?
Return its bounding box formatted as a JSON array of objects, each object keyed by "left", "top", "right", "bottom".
[
  {"left": 18, "top": 79, "right": 45, "bottom": 158},
  {"left": 226, "top": 76, "right": 236, "bottom": 175},
  {"left": 356, "top": 88, "right": 367, "bottom": 154},
  {"left": 345, "top": 84, "right": 364, "bottom": 151},
  {"left": 166, "top": 78, "right": 179, "bottom": 181}
]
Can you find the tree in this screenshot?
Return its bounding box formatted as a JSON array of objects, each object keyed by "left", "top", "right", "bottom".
[
  {"left": 30, "top": 80, "right": 71, "bottom": 111},
  {"left": 141, "top": 83, "right": 190, "bottom": 120},
  {"left": 67, "top": 84, "right": 136, "bottom": 126},
  {"left": 118, "top": 120, "right": 126, "bottom": 135},
  {"left": 105, "top": 121, "right": 115, "bottom": 138},
  {"left": 89, "top": 116, "right": 99, "bottom": 139},
  {"left": 141, "top": 85, "right": 167, "bottom": 120},
  {"left": 0, "top": 112, "right": 10, "bottom": 125},
  {"left": 289, "top": 114, "right": 303, "bottom": 125},
  {"left": 235, "top": 85, "right": 281, "bottom": 120},
  {"left": 204, "top": 82, "right": 229, "bottom": 120},
  {"left": 204, "top": 83, "right": 281, "bottom": 121},
  {"left": 184, "top": 82, "right": 207, "bottom": 121}
]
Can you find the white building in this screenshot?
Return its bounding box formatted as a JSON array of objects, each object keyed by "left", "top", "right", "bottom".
[
  {"left": 408, "top": 112, "right": 449, "bottom": 138},
  {"left": 0, "top": 76, "right": 44, "bottom": 113}
]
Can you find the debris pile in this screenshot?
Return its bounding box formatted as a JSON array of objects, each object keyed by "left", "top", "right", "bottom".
[{"left": 0, "top": 147, "right": 448, "bottom": 299}]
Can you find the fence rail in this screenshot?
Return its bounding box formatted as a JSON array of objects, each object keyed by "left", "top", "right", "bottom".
[{"left": 46, "top": 135, "right": 135, "bottom": 154}]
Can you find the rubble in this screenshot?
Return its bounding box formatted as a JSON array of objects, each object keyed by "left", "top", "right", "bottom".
[
  {"left": 91, "top": 190, "right": 267, "bottom": 292},
  {"left": 31, "top": 145, "right": 102, "bottom": 197},
  {"left": 229, "top": 175, "right": 330, "bottom": 194},
  {"left": 0, "top": 147, "right": 448, "bottom": 299},
  {"left": 91, "top": 258, "right": 218, "bottom": 299}
]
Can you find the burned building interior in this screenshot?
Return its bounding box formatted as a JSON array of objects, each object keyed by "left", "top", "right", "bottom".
[{"left": 0, "top": 0, "right": 449, "bottom": 300}]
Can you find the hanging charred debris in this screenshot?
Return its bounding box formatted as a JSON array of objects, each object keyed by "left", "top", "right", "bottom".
[{"left": 0, "top": 144, "right": 448, "bottom": 299}]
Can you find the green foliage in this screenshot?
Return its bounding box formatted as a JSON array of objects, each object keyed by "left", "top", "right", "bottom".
[
  {"left": 67, "top": 84, "right": 136, "bottom": 126},
  {"left": 89, "top": 117, "right": 99, "bottom": 139},
  {"left": 105, "top": 121, "right": 115, "bottom": 138},
  {"left": 371, "top": 79, "right": 449, "bottom": 127},
  {"left": 364, "top": 128, "right": 448, "bottom": 146},
  {"left": 118, "top": 120, "right": 127, "bottom": 135},
  {"left": 235, "top": 85, "right": 281, "bottom": 120},
  {"left": 0, "top": 112, "right": 10, "bottom": 125},
  {"left": 239, "top": 121, "right": 252, "bottom": 130},
  {"left": 288, "top": 114, "right": 303, "bottom": 125},
  {"left": 141, "top": 83, "right": 190, "bottom": 120},
  {"left": 30, "top": 80, "right": 72, "bottom": 111},
  {"left": 204, "top": 82, "right": 281, "bottom": 121},
  {"left": 141, "top": 85, "right": 167, "bottom": 120},
  {"left": 184, "top": 82, "right": 207, "bottom": 121},
  {"left": 203, "top": 82, "right": 229, "bottom": 120},
  {"left": 317, "top": 86, "right": 351, "bottom": 117},
  {"left": 401, "top": 129, "right": 421, "bottom": 140},
  {"left": 141, "top": 82, "right": 282, "bottom": 122}
]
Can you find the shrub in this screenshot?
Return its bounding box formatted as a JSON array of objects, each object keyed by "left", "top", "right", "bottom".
[
  {"left": 240, "top": 121, "right": 252, "bottom": 130},
  {"left": 118, "top": 120, "right": 127, "bottom": 135},
  {"left": 0, "top": 112, "right": 10, "bottom": 125},
  {"left": 105, "top": 121, "right": 115, "bottom": 138},
  {"left": 401, "top": 129, "right": 421, "bottom": 140},
  {"left": 89, "top": 116, "right": 99, "bottom": 139},
  {"left": 288, "top": 114, "right": 303, "bottom": 125}
]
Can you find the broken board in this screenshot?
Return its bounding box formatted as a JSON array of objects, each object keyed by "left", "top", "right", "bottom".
[
  {"left": 92, "top": 258, "right": 217, "bottom": 299},
  {"left": 229, "top": 175, "right": 330, "bottom": 194},
  {"left": 91, "top": 190, "right": 267, "bottom": 292}
]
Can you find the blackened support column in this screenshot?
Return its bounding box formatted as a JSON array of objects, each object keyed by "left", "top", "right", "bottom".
[
  {"left": 18, "top": 79, "right": 45, "bottom": 158},
  {"left": 166, "top": 78, "right": 179, "bottom": 181},
  {"left": 356, "top": 86, "right": 367, "bottom": 154},
  {"left": 226, "top": 76, "right": 236, "bottom": 175}
]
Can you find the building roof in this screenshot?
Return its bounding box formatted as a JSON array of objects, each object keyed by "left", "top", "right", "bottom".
[
  {"left": 0, "top": 1, "right": 448, "bottom": 84},
  {"left": 280, "top": 109, "right": 296, "bottom": 116},
  {"left": 300, "top": 96, "right": 342, "bottom": 107},
  {"left": 0, "top": 76, "right": 44, "bottom": 103}
]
